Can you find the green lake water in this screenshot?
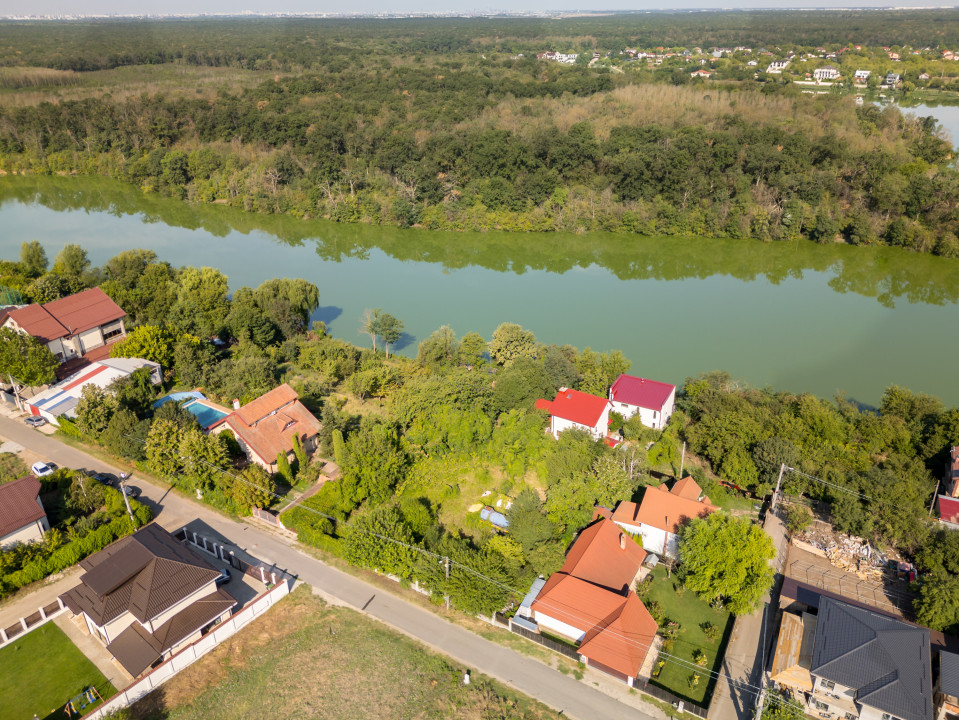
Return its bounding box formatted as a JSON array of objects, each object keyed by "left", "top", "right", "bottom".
[{"left": 1, "top": 175, "right": 957, "bottom": 407}]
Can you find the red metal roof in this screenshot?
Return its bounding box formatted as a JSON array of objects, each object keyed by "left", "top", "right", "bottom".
[
  {"left": 612, "top": 482, "right": 717, "bottom": 535},
  {"left": 560, "top": 518, "right": 646, "bottom": 593},
  {"left": 578, "top": 593, "right": 658, "bottom": 678},
  {"left": 940, "top": 495, "right": 959, "bottom": 524},
  {"left": 0, "top": 475, "right": 45, "bottom": 538},
  {"left": 6, "top": 288, "right": 125, "bottom": 344},
  {"left": 609, "top": 374, "right": 675, "bottom": 411},
  {"left": 538, "top": 388, "right": 610, "bottom": 427}
]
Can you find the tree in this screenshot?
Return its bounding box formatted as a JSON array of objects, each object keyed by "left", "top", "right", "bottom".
[
  {"left": 101, "top": 408, "right": 149, "bottom": 460},
  {"left": 171, "top": 267, "right": 230, "bottom": 337},
  {"left": 344, "top": 505, "right": 418, "bottom": 578},
  {"left": 359, "top": 308, "right": 382, "bottom": 351},
  {"left": 232, "top": 464, "right": 275, "bottom": 510},
  {"left": 25, "top": 273, "right": 83, "bottom": 302},
  {"left": 0, "top": 327, "right": 58, "bottom": 407},
  {"left": 575, "top": 348, "right": 631, "bottom": 396},
  {"left": 341, "top": 420, "right": 410, "bottom": 506},
  {"left": 75, "top": 384, "right": 118, "bottom": 439},
  {"left": 417, "top": 325, "right": 459, "bottom": 367},
  {"left": 458, "top": 332, "right": 487, "bottom": 367},
  {"left": 488, "top": 322, "right": 537, "bottom": 365},
  {"left": 760, "top": 692, "right": 805, "bottom": 720},
  {"left": 253, "top": 278, "right": 319, "bottom": 336},
  {"left": 678, "top": 514, "right": 776, "bottom": 615},
  {"left": 52, "top": 244, "right": 90, "bottom": 277},
  {"left": 19, "top": 241, "right": 47, "bottom": 277},
  {"left": 110, "top": 325, "right": 187, "bottom": 370},
  {"left": 145, "top": 419, "right": 186, "bottom": 480},
  {"left": 915, "top": 572, "right": 959, "bottom": 635},
  {"left": 111, "top": 368, "right": 158, "bottom": 417},
  {"left": 292, "top": 432, "right": 308, "bottom": 471},
  {"left": 332, "top": 428, "right": 348, "bottom": 469},
  {"left": 373, "top": 312, "right": 404, "bottom": 358},
  {"left": 179, "top": 427, "right": 228, "bottom": 491},
  {"left": 276, "top": 451, "right": 294, "bottom": 485}
]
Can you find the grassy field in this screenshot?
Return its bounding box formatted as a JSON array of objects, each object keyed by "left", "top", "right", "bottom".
[
  {"left": 126, "top": 585, "right": 565, "bottom": 720},
  {"left": 0, "top": 622, "right": 115, "bottom": 720},
  {"left": 644, "top": 566, "right": 733, "bottom": 707}
]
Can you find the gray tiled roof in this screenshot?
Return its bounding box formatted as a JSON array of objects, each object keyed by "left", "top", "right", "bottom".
[
  {"left": 941, "top": 651, "right": 959, "bottom": 697},
  {"left": 811, "top": 597, "right": 932, "bottom": 720}
]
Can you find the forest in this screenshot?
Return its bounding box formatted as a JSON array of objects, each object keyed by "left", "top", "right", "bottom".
[
  {"left": 0, "top": 15, "right": 958, "bottom": 254},
  {"left": 4, "top": 240, "right": 959, "bottom": 635}
]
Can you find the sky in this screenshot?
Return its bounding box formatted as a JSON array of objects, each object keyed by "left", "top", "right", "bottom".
[{"left": 0, "top": 0, "right": 950, "bottom": 17}]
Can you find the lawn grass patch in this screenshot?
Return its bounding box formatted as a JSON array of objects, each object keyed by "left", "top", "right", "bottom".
[
  {"left": 0, "top": 622, "right": 115, "bottom": 720},
  {"left": 644, "top": 565, "right": 732, "bottom": 707},
  {"left": 128, "top": 585, "right": 564, "bottom": 720}
]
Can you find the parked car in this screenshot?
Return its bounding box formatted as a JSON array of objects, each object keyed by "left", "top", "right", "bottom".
[
  {"left": 215, "top": 567, "right": 232, "bottom": 585},
  {"left": 121, "top": 485, "right": 141, "bottom": 499},
  {"left": 31, "top": 461, "right": 54, "bottom": 477},
  {"left": 89, "top": 472, "right": 112, "bottom": 486},
  {"left": 24, "top": 416, "right": 46, "bottom": 428}
]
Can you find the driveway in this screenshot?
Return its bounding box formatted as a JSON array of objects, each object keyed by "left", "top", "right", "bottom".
[{"left": 0, "top": 412, "right": 662, "bottom": 720}]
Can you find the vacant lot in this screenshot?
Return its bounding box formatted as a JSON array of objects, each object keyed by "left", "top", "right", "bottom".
[
  {"left": 644, "top": 566, "right": 733, "bottom": 707},
  {"left": 0, "top": 622, "right": 115, "bottom": 720},
  {"left": 127, "top": 585, "right": 564, "bottom": 720}
]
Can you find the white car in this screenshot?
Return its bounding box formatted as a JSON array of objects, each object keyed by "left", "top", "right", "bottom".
[{"left": 31, "top": 461, "right": 54, "bottom": 477}]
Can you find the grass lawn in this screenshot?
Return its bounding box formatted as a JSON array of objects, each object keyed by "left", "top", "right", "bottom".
[
  {"left": 0, "top": 622, "right": 115, "bottom": 720},
  {"left": 643, "top": 566, "right": 733, "bottom": 707},
  {"left": 127, "top": 585, "right": 564, "bottom": 720}
]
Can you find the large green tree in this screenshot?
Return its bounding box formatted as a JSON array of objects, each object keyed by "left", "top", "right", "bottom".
[
  {"left": 678, "top": 514, "right": 776, "bottom": 615},
  {"left": 488, "top": 323, "right": 537, "bottom": 366},
  {"left": 19, "top": 240, "right": 47, "bottom": 277},
  {"left": 0, "top": 328, "right": 58, "bottom": 401}
]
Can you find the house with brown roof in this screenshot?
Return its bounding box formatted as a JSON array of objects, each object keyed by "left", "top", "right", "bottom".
[
  {"left": 210, "top": 383, "right": 321, "bottom": 473},
  {"left": 611, "top": 477, "right": 717, "bottom": 559},
  {"left": 524, "top": 518, "right": 659, "bottom": 686},
  {"left": 0, "top": 287, "right": 127, "bottom": 376},
  {"left": 60, "top": 523, "right": 235, "bottom": 679},
  {"left": 0, "top": 474, "right": 50, "bottom": 548}
]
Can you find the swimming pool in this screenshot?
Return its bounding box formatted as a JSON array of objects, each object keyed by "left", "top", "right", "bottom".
[{"left": 183, "top": 399, "right": 229, "bottom": 429}]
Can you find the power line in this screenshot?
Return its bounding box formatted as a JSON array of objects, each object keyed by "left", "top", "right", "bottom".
[{"left": 781, "top": 465, "right": 872, "bottom": 503}]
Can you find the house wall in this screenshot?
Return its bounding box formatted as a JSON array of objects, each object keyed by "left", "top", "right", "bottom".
[
  {"left": 211, "top": 423, "right": 274, "bottom": 472},
  {"left": 551, "top": 416, "right": 605, "bottom": 440},
  {"left": 78, "top": 327, "right": 104, "bottom": 353},
  {"left": 858, "top": 705, "right": 889, "bottom": 720},
  {"left": 532, "top": 612, "right": 587, "bottom": 643},
  {"left": 610, "top": 389, "right": 675, "bottom": 430},
  {"left": 639, "top": 525, "right": 668, "bottom": 556},
  {"left": 0, "top": 516, "right": 49, "bottom": 549},
  {"left": 99, "top": 609, "right": 139, "bottom": 644}
]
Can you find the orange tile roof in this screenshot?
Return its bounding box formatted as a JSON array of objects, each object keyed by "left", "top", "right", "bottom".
[
  {"left": 578, "top": 593, "right": 658, "bottom": 677},
  {"left": 530, "top": 573, "right": 628, "bottom": 633},
  {"left": 625, "top": 483, "right": 717, "bottom": 535},
  {"left": 560, "top": 518, "right": 646, "bottom": 593},
  {"left": 671, "top": 476, "right": 703, "bottom": 500},
  {"left": 222, "top": 384, "right": 320, "bottom": 463}
]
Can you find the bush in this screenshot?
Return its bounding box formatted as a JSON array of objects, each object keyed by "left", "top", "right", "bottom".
[{"left": 784, "top": 504, "right": 813, "bottom": 534}]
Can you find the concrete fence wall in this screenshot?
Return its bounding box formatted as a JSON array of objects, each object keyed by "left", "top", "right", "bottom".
[
  {"left": 83, "top": 580, "right": 290, "bottom": 720},
  {"left": 0, "top": 596, "right": 66, "bottom": 649}
]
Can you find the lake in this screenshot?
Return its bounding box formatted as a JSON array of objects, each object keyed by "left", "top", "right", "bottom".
[{"left": 1, "top": 175, "right": 958, "bottom": 407}]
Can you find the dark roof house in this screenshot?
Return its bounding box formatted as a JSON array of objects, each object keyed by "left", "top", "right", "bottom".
[
  {"left": 60, "top": 523, "right": 235, "bottom": 677},
  {"left": 811, "top": 597, "right": 932, "bottom": 720},
  {"left": 0, "top": 474, "right": 49, "bottom": 547}
]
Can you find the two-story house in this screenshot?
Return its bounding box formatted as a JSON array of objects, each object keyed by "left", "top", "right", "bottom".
[
  {"left": 608, "top": 374, "right": 676, "bottom": 430},
  {"left": 60, "top": 523, "right": 236, "bottom": 679},
  {"left": 0, "top": 474, "right": 50, "bottom": 549},
  {"left": 0, "top": 287, "right": 127, "bottom": 377},
  {"left": 771, "top": 596, "right": 933, "bottom": 720}
]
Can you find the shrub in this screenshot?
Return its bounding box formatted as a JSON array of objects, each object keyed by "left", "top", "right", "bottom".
[
  {"left": 784, "top": 504, "right": 813, "bottom": 535},
  {"left": 701, "top": 621, "right": 719, "bottom": 642}
]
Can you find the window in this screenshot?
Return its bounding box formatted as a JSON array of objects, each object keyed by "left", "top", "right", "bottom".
[
  {"left": 881, "top": 714, "right": 899, "bottom": 720},
  {"left": 844, "top": 714, "right": 857, "bottom": 720},
  {"left": 813, "top": 700, "right": 829, "bottom": 711},
  {"left": 820, "top": 679, "right": 836, "bottom": 691},
  {"left": 103, "top": 325, "right": 124, "bottom": 341}
]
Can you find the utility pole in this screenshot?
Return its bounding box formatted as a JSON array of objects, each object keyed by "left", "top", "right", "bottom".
[
  {"left": 444, "top": 556, "right": 450, "bottom": 611},
  {"left": 679, "top": 441, "right": 686, "bottom": 478},
  {"left": 118, "top": 472, "right": 136, "bottom": 527},
  {"left": 770, "top": 464, "right": 786, "bottom": 513}
]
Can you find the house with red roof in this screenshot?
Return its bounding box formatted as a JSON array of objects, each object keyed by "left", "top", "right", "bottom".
[
  {"left": 535, "top": 387, "right": 612, "bottom": 440},
  {"left": 0, "top": 288, "right": 127, "bottom": 378},
  {"left": 608, "top": 374, "right": 676, "bottom": 430},
  {"left": 0, "top": 474, "right": 50, "bottom": 549},
  {"left": 524, "top": 518, "right": 659, "bottom": 686},
  {"left": 611, "top": 477, "right": 717, "bottom": 558},
  {"left": 210, "top": 383, "right": 321, "bottom": 473}
]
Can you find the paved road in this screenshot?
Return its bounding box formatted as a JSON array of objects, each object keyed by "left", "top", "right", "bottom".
[{"left": 0, "top": 414, "right": 658, "bottom": 720}]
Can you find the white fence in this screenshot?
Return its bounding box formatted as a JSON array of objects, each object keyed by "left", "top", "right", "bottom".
[
  {"left": 84, "top": 580, "right": 290, "bottom": 719},
  {"left": 0, "top": 596, "right": 67, "bottom": 650}
]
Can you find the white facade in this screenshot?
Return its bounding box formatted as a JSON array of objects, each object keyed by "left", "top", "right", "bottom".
[
  {"left": 609, "top": 387, "right": 675, "bottom": 430},
  {"left": 0, "top": 513, "right": 49, "bottom": 549},
  {"left": 814, "top": 67, "right": 840, "bottom": 80},
  {"left": 549, "top": 405, "right": 611, "bottom": 441},
  {"left": 533, "top": 612, "right": 587, "bottom": 643}
]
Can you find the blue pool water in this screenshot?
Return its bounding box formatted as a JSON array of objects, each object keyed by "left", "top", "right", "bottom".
[{"left": 183, "top": 399, "right": 229, "bottom": 429}]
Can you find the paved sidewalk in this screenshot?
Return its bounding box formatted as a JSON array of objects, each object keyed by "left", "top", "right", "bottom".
[
  {"left": 0, "top": 566, "right": 81, "bottom": 630},
  {"left": 0, "top": 412, "right": 662, "bottom": 720},
  {"left": 54, "top": 613, "right": 132, "bottom": 690}
]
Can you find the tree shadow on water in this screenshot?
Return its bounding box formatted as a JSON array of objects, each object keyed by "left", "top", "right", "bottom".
[{"left": 391, "top": 331, "right": 416, "bottom": 354}]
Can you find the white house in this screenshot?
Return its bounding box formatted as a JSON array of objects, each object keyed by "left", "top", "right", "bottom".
[
  {"left": 608, "top": 374, "right": 675, "bottom": 430},
  {"left": 854, "top": 69, "right": 871, "bottom": 82},
  {"left": 61, "top": 524, "right": 236, "bottom": 679},
  {"left": 25, "top": 357, "right": 161, "bottom": 426},
  {"left": 766, "top": 60, "right": 790, "bottom": 73},
  {"left": 535, "top": 388, "right": 612, "bottom": 441},
  {"left": 813, "top": 66, "right": 840, "bottom": 81},
  {"left": 611, "top": 477, "right": 716, "bottom": 559},
  {"left": 0, "top": 475, "right": 49, "bottom": 548}
]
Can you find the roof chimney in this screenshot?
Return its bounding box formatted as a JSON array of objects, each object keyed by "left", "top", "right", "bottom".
[
  {"left": 619, "top": 533, "right": 626, "bottom": 550},
  {"left": 233, "top": 398, "right": 241, "bottom": 410}
]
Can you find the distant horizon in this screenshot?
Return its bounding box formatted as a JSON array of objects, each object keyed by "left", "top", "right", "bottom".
[{"left": 2, "top": 3, "right": 957, "bottom": 20}]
